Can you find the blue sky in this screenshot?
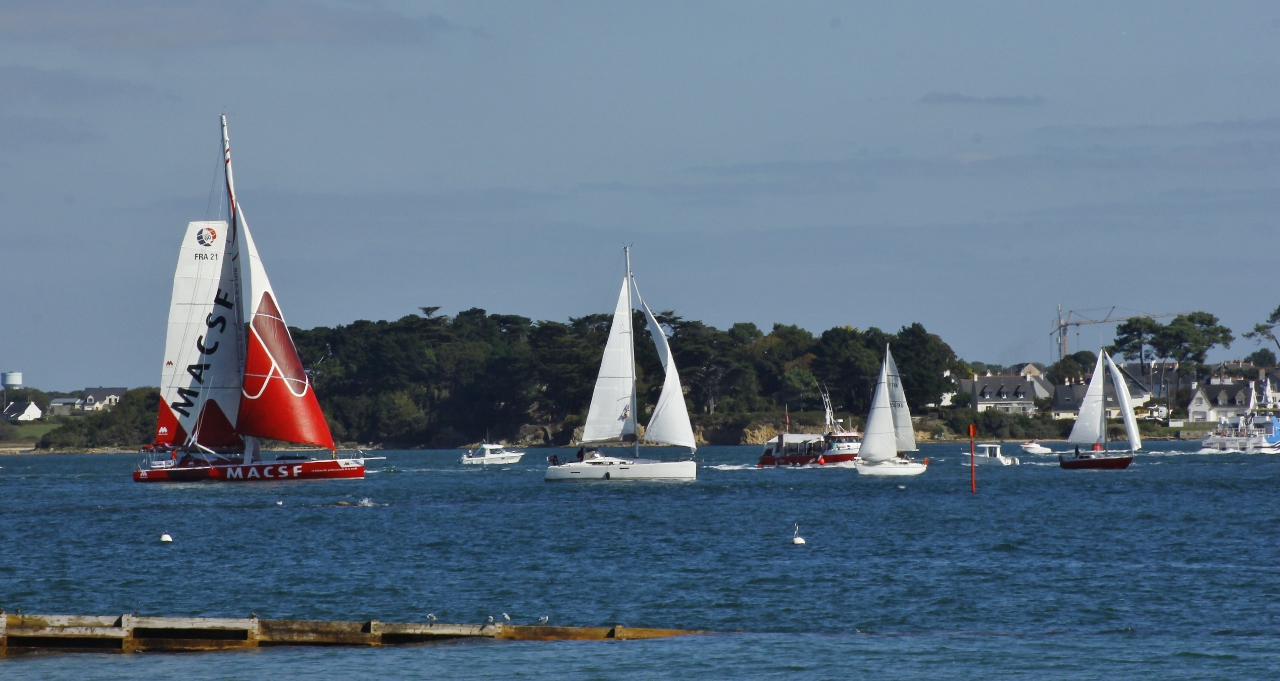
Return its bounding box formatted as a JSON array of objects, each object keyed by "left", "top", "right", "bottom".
[{"left": 2, "top": 1, "right": 1279, "bottom": 390}]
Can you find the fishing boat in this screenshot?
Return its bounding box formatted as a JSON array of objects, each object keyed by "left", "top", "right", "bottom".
[
  {"left": 854, "top": 346, "right": 927, "bottom": 477},
  {"left": 1059, "top": 351, "right": 1138, "bottom": 470},
  {"left": 757, "top": 390, "right": 861, "bottom": 467},
  {"left": 1020, "top": 440, "right": 1053, "bottom": 455},
  {"left": 135, "top": 116, "right": 373, "bottom": 482},
  {"left": 545, "top": 248, "right": 697, "bottom": 481},
  {"left": 962, "top": 443, "right": 1021, "bottom": 466},
  {"left": 461, "top": 444, "right": 525, "bottom": 465}
]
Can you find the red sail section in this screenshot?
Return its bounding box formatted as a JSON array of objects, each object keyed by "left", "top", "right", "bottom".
[
  {"left": 194, "top": 400, "right": 244, "bottom": 450},
  {"left": 237, "top": 292, "right": 335, "bottom": 450},
  {"left": 153, "top": 402, "right": 186, "bottom": 448}
]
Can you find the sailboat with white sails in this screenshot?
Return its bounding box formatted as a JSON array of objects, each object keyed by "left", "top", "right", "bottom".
[
  {"left": 853, "top": 346, "right": 928, "bottom": 476},
  {"left": 545, "top": 248, "right": 697, "bottom": 481},
  {"left": 135, "top": 116, "right": 373, "bottom": 482},
  {"left": 1059, "top": 350, "right": 1138, "bottom": 470}
]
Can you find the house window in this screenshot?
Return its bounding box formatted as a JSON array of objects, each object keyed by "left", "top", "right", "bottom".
[{"left": 1195, "top": 397, "right": 1204, "bottom": 406}]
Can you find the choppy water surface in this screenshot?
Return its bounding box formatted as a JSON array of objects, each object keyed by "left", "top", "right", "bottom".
[{"left": 2, "top": 443, "right": 1279, "bottom": 679}]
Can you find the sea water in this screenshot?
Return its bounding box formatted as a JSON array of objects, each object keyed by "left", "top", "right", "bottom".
[{"left": 2, "top": 443, "right": 1278, "bottom": 679}]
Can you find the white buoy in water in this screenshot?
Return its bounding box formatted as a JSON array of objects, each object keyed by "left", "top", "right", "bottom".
[
  {"left": 160, "top": 533, "right": 173, "bottom": 543},
  {"left": 277, "top": 501, "right": 284, "bottom": 506},
  {"left": 791, "top": 523, "right": 806, "bottom": 545}
]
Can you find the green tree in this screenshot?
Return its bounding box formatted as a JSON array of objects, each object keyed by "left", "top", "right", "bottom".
[
  {"left": 1108, "top": 317, "right": 1163, "bottom": 382},
  {"left": 1243, "top": 304, "right": 1280, "bottom": 356}
]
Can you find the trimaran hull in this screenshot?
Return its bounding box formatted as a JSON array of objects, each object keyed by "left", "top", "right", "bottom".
[
  {"left": 135, "top": 458, "right": 364, "bottom": 482},
  {"left": 545, "top": 458, "right": 695, "bottom": 481}
]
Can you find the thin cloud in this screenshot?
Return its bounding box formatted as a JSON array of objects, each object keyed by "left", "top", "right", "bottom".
[
  {"left": 921, "top": 92, "right": 1046, "bottom": 106},
  {"left": 0, "top": 66, "right": 171, "bottom": 107},
  {"left": 0, "top": 0, "right": 464, "bottom": 50},
  {"left": 0, "top": 115, "right": 98, "bottom": 151}
]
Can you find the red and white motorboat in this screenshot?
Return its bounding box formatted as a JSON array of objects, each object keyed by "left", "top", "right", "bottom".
[
  {"left": 135, "top": 116, "right": 372, "bottom": 483},
  {"left": 757, "top": 391, "right": 861, "bottom": 467}
]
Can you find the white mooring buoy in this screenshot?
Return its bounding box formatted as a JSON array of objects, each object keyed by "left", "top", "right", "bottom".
[
  {"left": 160, "top": 533, "right": 173, "bottom": 543},
  {"left": 791, "top": 523, "right": 806, "bottom": 545},
  {"left": 277, "top": 501, "right": 284, "bottom": 506}
]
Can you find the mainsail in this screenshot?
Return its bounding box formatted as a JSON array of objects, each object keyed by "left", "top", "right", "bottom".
[
  {"left": 1068, "top": 352, "right": 1109, "bottom": 446},
  {"left": 635, "top": 286, "right": 696, "bottom": 450},
  {"left": 581, "top": 275, "right": 638, "bottom": 444},
  {"left": 859, "top": 354, "right": 897, "bottom": 463},
  {"left": 884, "top": 347, "right": 917, "bottom": 452},
  {"left": 154, "top": 116, "right": 335, "bottom": 453},
  {"left": 1104, "top": 352, "right": 1142, "bottom": 452},
  {"left": 155, "top": 220, "right": 244, "bottom": 450}
]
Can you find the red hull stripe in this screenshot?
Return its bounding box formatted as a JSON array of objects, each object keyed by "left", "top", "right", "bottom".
[{"left": 134, "top": 460, "right": 362, "bottom": 482}]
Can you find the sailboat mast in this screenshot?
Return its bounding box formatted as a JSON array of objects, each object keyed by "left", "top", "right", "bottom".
[
  {"left": 221, "top": 115, "right": 254, "bottom": 461},
  {"left": 1100, "top": 352, "right": 1108, "bottom": 452},
  {"left": 626, "top": 246, "right": 638, "bottom": 458}
]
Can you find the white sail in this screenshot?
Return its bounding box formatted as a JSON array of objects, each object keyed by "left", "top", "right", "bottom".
[
  {"left": 1105, "top": 353, "right": 1142, "bottom": 452},
  {"left": 635, "top": 289, "right": 697, "bottom": 450},
  {"left": 884, "top": 347, "right": 917, "bottom": 452},
  {"left": 1068, "top": 352, "right": 1108, "bottom": 445},
  {"left": 860, "top": 356, "right": 897, "bottom": 462},
  {"left": 581, "top": 276, "right": 638, "bottom": 444},
  {"left": 157, "top": 220, "right": 244, "bottom": 446}
]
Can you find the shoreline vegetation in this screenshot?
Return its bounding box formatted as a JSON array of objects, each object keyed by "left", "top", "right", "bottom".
[{"left": 1, "top": 308, "right": 1231, "bottom": 454}]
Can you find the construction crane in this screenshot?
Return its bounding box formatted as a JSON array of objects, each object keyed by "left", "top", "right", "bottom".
[{"left": 1051, "top": 305, "right": 1185, "bottom": 361}]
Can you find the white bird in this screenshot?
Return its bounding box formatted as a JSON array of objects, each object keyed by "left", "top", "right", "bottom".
[
  {"left": 538, "top": 616, "right": 550, "bottom": 625},
  {"left": 160, "top": 533, "right": 173, "bottom": 543},
  {"left": 277, "top": 501, "right": 284, "bottom": 506},
  {"left": 502, "top": 613, "right": 511, "bottom": 623},
  {"left": 485, "top": 616, "right": 495, "bottom": 625},
  {"left": 791, "top": 523, "right": 806, "bottom": 546},
  {"left": 426, "top": 613, "right": 437, "bottom": 622}
]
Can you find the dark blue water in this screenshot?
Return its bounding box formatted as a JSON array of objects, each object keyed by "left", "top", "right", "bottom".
[{"left": 2, "top": 443, "right": 1279, "bottom": 679}]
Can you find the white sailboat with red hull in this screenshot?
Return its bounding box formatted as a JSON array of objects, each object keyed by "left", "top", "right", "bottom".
[{"left": 136, "top": 116, "right": 368, "bottom": 482}]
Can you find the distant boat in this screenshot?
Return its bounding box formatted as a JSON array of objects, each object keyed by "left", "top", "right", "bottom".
[
  {"left": 854, "top": 346, "right": 927, "bottom": 477},
  {"left": 1199, "top": 385, "right": 1280, "bottom": 453},
  {"left": 545, "top": 247, "right": 697, "bottom": 481},
  {"left": 135, "top": 116, "right": 374, "bottom": 482},
  {"left": 962, "top": 443, "right": 1020, "bottom": 466},
  {"left": 1020, "top": 441, "right": 1052, "bottom": 455},
  {"left": 462, "top": 444, "right": 525, "bottom": 465},
  {"left": 1059, "top": 351, "right": 1137, "bottom": 470}
]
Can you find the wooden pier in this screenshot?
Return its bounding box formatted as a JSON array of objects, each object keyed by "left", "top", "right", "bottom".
[{"left": 0, "top": 613, "right": 704, "bottom": 654}]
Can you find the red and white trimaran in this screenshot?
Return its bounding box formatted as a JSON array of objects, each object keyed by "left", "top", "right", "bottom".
[{"left": 136, "top": 116, "right": 373, "bottom": 482}]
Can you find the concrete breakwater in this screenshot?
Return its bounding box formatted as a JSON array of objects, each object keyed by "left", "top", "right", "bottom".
[{"left": 0, "top": 613, "right": 704, "bottom": 654}]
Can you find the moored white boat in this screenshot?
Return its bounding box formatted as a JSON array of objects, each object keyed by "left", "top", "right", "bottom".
[
  {"left": 461, "top": 444, "right": 525, "bottom": 465},
  {"left": 854, "top": 346, "right": 927, "bottom": 477},
  {"left": 1020, "top": 441, "right": 1053, "bottom": 455},
  {"left": 545, "top": 248, "right": 697, "bottom": 481},
  {"left": 963, "top": 443, "right": 1020, "bottom": 466}
]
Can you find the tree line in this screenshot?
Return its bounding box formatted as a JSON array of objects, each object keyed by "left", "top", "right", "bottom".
[{"left": 16, "top": 306, "right": 1262, "bottom": 450}]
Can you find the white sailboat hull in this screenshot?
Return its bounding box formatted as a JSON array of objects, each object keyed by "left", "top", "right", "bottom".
[
  {"left": 461, "top": 452, "right": 524, "bottom": 465},
  {"left": 854, "top": 459, "right": 928, "bottom": 476},
  {"left": 545, "top": 457, "right": 696, "bottom": 481}
]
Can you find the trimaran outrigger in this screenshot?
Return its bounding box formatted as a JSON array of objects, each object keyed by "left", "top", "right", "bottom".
[{"left": 136, "top": 116, "right": 376, "bottom": 482}]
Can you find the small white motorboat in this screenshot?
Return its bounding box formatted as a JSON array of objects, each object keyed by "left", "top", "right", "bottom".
[
  {"left": 1020, "top": 440, "right": 1053, "bottom": 455},
  {"left": 545, "top": 451, "right": 695, "bottom": 480},
  {"left": 461, "top": 444, "right": 525, "bottom": 465},
  {"left": 962, "top": 443, "right": 1020, "bottom": 466}
]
